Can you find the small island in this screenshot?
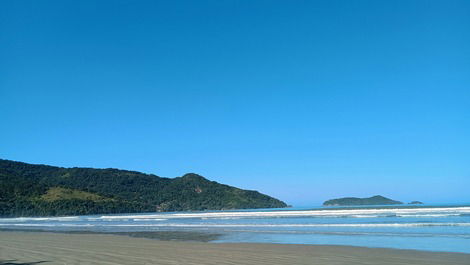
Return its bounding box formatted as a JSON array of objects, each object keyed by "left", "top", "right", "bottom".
[
  {"left": 408, "top": 201, "right": 424, "bottom": 204},
  {"left": 323, "top": 195, "right": 403, "bottom": 206}
]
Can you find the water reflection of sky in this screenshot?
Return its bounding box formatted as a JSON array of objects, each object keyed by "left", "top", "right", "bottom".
[{"left": 1, "top": 205, "right": 469, "bottom": 253}]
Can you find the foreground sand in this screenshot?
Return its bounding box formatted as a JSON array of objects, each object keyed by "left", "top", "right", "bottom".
[{"left": 1, "top": 231, "right": 469, "bottom": 265}]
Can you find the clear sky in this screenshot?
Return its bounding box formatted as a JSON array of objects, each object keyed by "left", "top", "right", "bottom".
[{"left": 1, "top": 0, "right": 469, "bottom": 205}]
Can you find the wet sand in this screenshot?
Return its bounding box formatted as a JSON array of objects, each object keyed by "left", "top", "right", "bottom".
[{"left": 1, "top": 231, "right": 469, "bottom": 265}]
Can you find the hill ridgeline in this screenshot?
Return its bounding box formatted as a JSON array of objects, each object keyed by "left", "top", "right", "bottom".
[
  {"left": 323, "top": 195, "right": 403, "bottom": 206},
  {"left": 0, "top": 159, "right": 287, "bottom": 217}
]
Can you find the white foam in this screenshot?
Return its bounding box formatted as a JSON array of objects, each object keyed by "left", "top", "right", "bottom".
[
  {"left": 202, "top": 217, "right": 242, "bottom": 220},
  {"left": 94, "top": 207, "right": 470, "bottom": 220},
  {"left": 71, "top": 222, "right": 470, "bottom": 228},
  {"left": 133, "top": 218, "right": 167, "bottom": 221},
  {"left": 0, "top": 216, "right": 80, "bottom": 222},
  {"left": 397, "top": 214, "right": 461, "bottom": 218},
  {"left": 0, "top": 223, "right": 94, "bottom": 227},
  {"left": 349, "top": 215, "right": 382, "bottom": 218}
]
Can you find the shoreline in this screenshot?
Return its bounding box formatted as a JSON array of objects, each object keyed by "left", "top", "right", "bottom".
[
  {"left": 1, "top": 228, "right": 470, "bottom": 254},
  {"left": 1, "top": 231, "right": 470, "bottom": 265},
  {"left": 0, "top": 228, "right": 222, "bottom": 242}
]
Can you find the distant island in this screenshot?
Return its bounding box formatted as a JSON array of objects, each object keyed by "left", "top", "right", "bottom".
[
  {"left": 0, "top": 159, "right": 287, "bottom": 217},
  {"left": 408, "top": 201, "right": 424, "bottom": 204},
  {"left": 323, "top": 195, "right": 403, "bottom": 206}
]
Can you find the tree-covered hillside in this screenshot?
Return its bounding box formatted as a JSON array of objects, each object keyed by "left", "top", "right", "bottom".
[
  {"left": 0, "top": 159, "right": 287, "bottom": 217},
  {"left": 323, "top": 195, "right": 403, "bottom": 206}
]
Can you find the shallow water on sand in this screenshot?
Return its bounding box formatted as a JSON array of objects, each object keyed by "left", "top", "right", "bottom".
[{"left": 1, "top": 204, "right": 470, "bottom": 253}]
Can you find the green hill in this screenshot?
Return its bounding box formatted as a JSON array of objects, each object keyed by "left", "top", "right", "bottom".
[
  {"left": 323, "top": 195, "right": 403, "bottom": 206},
  {"left": 0, "top": 159, "right": 287, "bottom": 217}
]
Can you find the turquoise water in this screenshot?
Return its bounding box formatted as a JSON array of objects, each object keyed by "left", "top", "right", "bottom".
[{"left": 1, "top": 204, "right": 469, "bottom": 253}]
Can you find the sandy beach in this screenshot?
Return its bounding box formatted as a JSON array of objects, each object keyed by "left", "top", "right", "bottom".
[{"left": 1, "top": 231, "right": 469, "bottom": 265}]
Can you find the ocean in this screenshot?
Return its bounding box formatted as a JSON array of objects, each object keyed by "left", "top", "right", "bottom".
[{"left": 1, "top": 204, "right": 469, "bottom": 253}]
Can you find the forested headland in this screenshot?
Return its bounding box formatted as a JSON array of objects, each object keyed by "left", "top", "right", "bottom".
[{"left": 0, "top": 159, "right": 287, "bottom": 217}]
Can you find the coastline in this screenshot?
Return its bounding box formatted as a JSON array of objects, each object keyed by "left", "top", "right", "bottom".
[
  {"left": 0, "top": 228, "right": 222, "bottom": 242},
  {"left": 1, "top": 231, "right": 469, "bottom": 265}
]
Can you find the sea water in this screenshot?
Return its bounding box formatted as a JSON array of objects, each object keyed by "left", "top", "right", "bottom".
[{"left": 1, "top": 204, "right": 469, "bottom": 253}]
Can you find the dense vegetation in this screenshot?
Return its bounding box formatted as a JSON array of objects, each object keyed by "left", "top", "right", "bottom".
[
  {"left": 0, "top": 159, "right": 287, "bottom": 217},
  {"left": 323, "top": 195, "right": 403, "bottom": 206}
]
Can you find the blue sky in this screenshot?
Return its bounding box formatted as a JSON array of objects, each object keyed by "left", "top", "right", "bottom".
[{"left": 1, "top": 0, "right": 469, "bottom": 205}]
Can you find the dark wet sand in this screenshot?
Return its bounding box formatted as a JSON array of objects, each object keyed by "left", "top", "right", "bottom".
[{"left": 1, "top": 231, "right": 469, "bottom": 265}]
